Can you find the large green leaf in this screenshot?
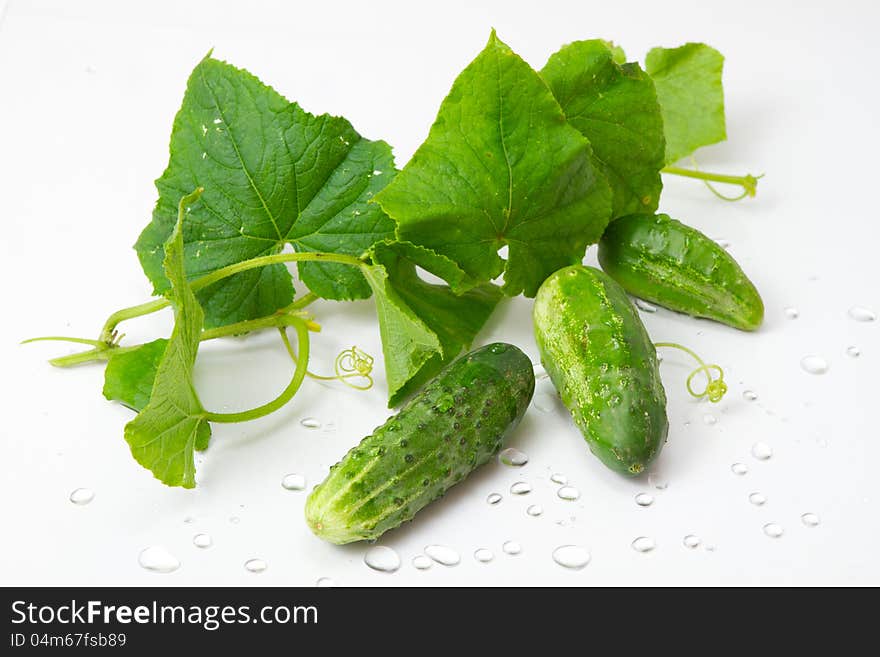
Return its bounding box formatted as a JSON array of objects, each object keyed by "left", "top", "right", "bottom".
[
  {"left": 125, "top": 191, "right": 210, "bottom": 488},
  {"left": 376, "top": 31, "right": 611, "bottom": 298},
  {"left": 363, "top": 241, "right": 502, "bottom": 406},
  {"left": 136, "top": 56, "right": 396, "bottom": 328},
  {"left": 645, "top": 43, "right": 726, "bottom": 164},
  {"left": 542, "top": 40, "right": 666, "bottom": 218}
]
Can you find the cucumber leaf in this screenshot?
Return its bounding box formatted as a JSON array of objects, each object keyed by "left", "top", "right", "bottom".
[
  {"left": 364, "top": 241, "right": 502, "bottom": 407},
  {"left": 103, "top": 339, "right": 167, "bottom": 412},
  {"left": 103, "top": 339, "right": 210, "bottom": 451},
  {"left": 645, "top": 43, "right": 726, "bottom": 164},
  {"left": 135, "top": 56, "right": 396, "bottom": 328},
  {"left": 601, "top": 40, "right": 627, "bottom": 65},
  {"left": 124, "top": 191, "right": 210, "bottom": 488},
  {"left": 542, "top": 40, "right": 666, "bottom": 218},
  {"left": 376, "top": 31, "right": 611, "bottom": 298}
]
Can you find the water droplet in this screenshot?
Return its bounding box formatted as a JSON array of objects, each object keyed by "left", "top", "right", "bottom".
[
  {"left": 731, "top": 462, "right": 748, "bottom": 475},
  {"left": 244, "top": 558, "right": 267, "bottom": 573},
  {"left": 412, "top": 555, "right": 432, "bottom": 570},
  {"left": 300, "top": 417, "right": 321, "bottom": 429},
  {"left": 635, "top": 493, "right": 654, "bottom": 507},
  {"left": 502, "top": 540, "right": 522, "bottom": 555},
  {"left": 486, "top": 493, "right": 502, "bottom": 505},
  {"left": 751, "top": 442, "right": 773, "bottom": 461},
  {"left": 193, "top": 533, "right": 213, "bottom": 548},
  {"left": 683, "top": 534, "right": 701, "bottom": 549},
  {"left": 550, "top": 473, "right": 567, "bottom": 485},
  {"left": 848, "top": 306, "right": 876, "bottom": 322},
  {"left": 748, "top": 492, "right": 767, "bottom": 506},
  {"left": 474, "top": 548, "right": 494, "bottom": 563},
  {"left": 631, "top": 536, "right": 656, "bottom": 553},
  {"left": 634, "top": 298, "right": 657, "bottom": 313},
  {"left": 364, "top": 546, "right": 400, "bottom": 573},
  {"left": 138, "top": 546, "right": 180, "bottom": 573},
  {"left": 846, "top": 346, "right": 861, "bottom": 358},
  {"left": 372, "top": 169, "right": 383, "bottom": 176},
  {"left": 425, "top": 545, "right": 460, "bottom": 566},
  {"left": 800, "top": 355, "right": 829, "bottom": 375},
  {"left": 229, "top": 516, "right": 240, "bottom": 524},
  {"left": 784, "top": 307, "right": 799, "bottom": 319},
  {"left": 489, "top": 344, "right": 509, "bottom": 354},
  {"left": 552, "top": 545, "right": 591, "bottom": 569},
  {"left": 526, "top": 504, "right": 544, "bottom": 517},
  {"left": 69, "top": 487, "right": 94, "bottom": 505},
  {"left": 498, "top": 448, "right": 528, "bottom": 466},
  {"left": 703, "top": 413, "right": 717, "bottom": 425},
  {"left": 281, "top": 473, "right": 306, "bottom": 491},
  {"left": 763, "top": 523, "right": 784, "bottom": 538},
  {"left": 557, "top": 486, "right": 580, "bottom": 501},
  {"left": 648, "top": 473, "right": 668, "bottom": 490},
  {"left": 714, "top": 237, "right": 731, "bottom": 249},
  {"left": 510, "top": 481, "right": 532, "bottom": 495},
  {"left": 533, "top": 392, "right": 557, "bottom": 413},
  {"left": 801, "top": 512, "right": 820, "bottom": 527},
  {"left": 316, "top": 577, "right": 335, "bottom": 587},
  {"left": 743, "top": 390, "right": 758, "bottom": 401}
]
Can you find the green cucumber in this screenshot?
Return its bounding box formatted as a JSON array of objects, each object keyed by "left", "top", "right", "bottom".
[
  {"left": 533, "top": 265, "right": 667, "bottom": 476},
  {"left": 598, "top": 213, "right": 764, "bottom": 331},
  {"left": 305, "top": 343, "right": 535, "bottom": 544}
]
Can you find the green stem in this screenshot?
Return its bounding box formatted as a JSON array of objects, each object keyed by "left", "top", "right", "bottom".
[
  {"left": 22, "top": 336, "right": 107, "bottom": 348},
  {"left": 662, "top": 166, "right": 760, "bottom": 199},
  {"left": 98, "top": 254, "right": 360, "bottom": 341},
  {"left": 203, "top": 318, "right": 310, "bottom": 423},
  {"left": 283, "top": 291, "right": 319, "bottom": 312},
  {"left": 48, "top": 308, "right": 313, "bottom": 368},
  {"left": 49, "top": 347, "right": 115, "bottom": 367},
  {"left": 99, "top": 298, "right": 169, "bottom": 343},
  {"left": 199, "top": 313, "right": 302, "bottom": 341},
  {"left": 191, "top": 252, "right": 364, "bottom": 292}
]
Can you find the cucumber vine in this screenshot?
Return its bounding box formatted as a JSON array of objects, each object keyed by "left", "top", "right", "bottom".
[{"left": 25, "top": 31, "right": 757, "bottom": 487}]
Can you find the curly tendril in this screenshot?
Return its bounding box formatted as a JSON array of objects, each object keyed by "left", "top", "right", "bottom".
[
  {"left": 690, "top": 156, "right": 763, "bottom": 202},
  {"left": 334, "top": 346, "right": 375, "bottom": 390},
  {"left": 281, "top": 336, "right": 374, "bottom": 391},
  {"left": 654, "top": 342, "right": 727, "bottom": 403}
]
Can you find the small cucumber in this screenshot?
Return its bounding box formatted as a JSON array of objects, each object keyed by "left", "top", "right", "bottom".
[
  {"left": 533, "top": 265, "right": 667, "bottom": 476},
  {"left": 598, "top": 213, "right": 764, "bottom": 331},
  {"left": 305, "top": 343, "right": 534, "bottom": 544}
]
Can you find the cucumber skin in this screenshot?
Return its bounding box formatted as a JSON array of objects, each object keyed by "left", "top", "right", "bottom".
[
  {"left": 533, "top": 265, "right": 668, "bottom": 476},
  {"left": 305, "top": 343, "right": 535, "bottom": 544},
  {"left": 598, "top": 213, "right": 764, "bottom": 331}
]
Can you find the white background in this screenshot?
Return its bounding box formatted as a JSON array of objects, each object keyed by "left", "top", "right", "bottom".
[{"left": 1, "top": 0, "right": 877, "bottom": 586}]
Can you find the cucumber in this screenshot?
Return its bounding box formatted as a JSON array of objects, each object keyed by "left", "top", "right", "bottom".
[
  {"left": 598, "top": 213, "right": 764, "bottom": 331},
  {"left": 533, "top": 265, "right": 667, "bottom": 476},
  {"left": 305, "top": 343, "right": 535, "bottom": 544}
]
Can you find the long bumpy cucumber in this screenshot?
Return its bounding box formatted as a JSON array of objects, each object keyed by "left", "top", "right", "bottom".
[
  {"left": 533, "top": 265, "right": 667, "bottom": 476},
  {"left": 598, "top": 213, "right": 764, "bottom": 331},
  {"left": 306, "top": 343, "right": 535, "bottom": 544}
]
